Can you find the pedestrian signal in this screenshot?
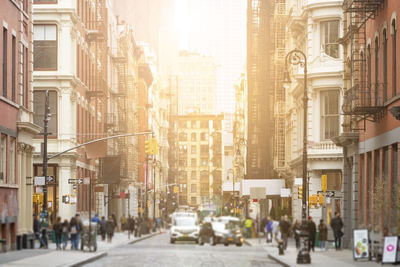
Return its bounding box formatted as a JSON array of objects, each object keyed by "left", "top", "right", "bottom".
[
  {"left": 173, "top": 186, "right": 179, "bottom": 193},
  {"left": 309, "top": 194, "right": 318, "bottom": 205},
  {"left": 298, "top": 186, "right": 303, "bottom": 199}
]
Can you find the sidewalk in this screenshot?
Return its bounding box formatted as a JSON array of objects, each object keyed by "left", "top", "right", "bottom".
[
  {"left": 0, "top": 231, "right": 159, "bottom": 267},
  {"left": 245, "top": 238, "right": 381, "bottom": 267}
]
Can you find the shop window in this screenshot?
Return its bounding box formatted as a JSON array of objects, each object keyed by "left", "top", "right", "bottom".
[
  {"left": 321, "top": 20, "right": 340, "bottom": 58},
  {"left": 33, "top": 91, "right": 57, "bottom": 136},
  {"left": 33, "top": 25, "right": 57, "bottom": 70}
]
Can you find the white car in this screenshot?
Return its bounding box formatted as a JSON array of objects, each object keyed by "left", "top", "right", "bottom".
[{"left": 170, "top": 216, "right": 200, "bottom": 244}]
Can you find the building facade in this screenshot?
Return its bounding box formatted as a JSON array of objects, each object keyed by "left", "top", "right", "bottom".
[
  {"left": 1, "top": 0, "right": 40, "bottom": 252},
  {"left": 177, "top": 114, "right": 223, "bottom": 211},
  {"left": 338, "top": 0, "right": 399, "bottom": 241},
  {"left": 284, "top": 0, "right": 344, "bottom": 225}
]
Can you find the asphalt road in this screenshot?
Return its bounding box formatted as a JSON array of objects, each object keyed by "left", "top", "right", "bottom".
[{"left": 84, "top": 232, "right": 282, "bottom": 267}]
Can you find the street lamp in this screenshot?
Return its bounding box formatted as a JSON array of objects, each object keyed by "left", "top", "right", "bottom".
[{"left": 284, "top": 49, "right": 311, "bottom": 264}]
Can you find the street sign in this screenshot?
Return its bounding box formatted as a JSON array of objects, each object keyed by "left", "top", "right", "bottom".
[
  {"left": 77, "top": 178, "right": 83, "bottom": 184},
  {"left": 68, "top": 179, "right": 75, "bottom": 184},
  {"left": 317, "top": 190, "right": 335, "bottom": 198},
  {"left": 73, "top": 184, "right": 77, "bottom": 189},
  {"left": 83, "top": 177, "right": 90, "bottom": 185},
  {"left": 34, "top": 176, "right": 45, "bottom": 186},
  {"left": 250, "top": 187, "right": 266, "bottom": 200},
  {"left": 46, "top": 176, "right": 54, "bottom": 182},
  {"left": 280, "top": 188, "right": 291, "bottom": 197}
]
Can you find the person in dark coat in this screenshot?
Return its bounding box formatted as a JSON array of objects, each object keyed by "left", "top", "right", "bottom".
[
  {"left": 106, "top": 216, "right": 115, "bottom": 243},
  {"left": 293, "top": 219, "right": 301, "bottom": 249},
  {"left": 307, "top": 216, "right": 316, "bottom": 252},
  {"left": 330, "top": 212, "right": 344, "bottom": 250},
  {"left": 62, "top": 219, "right": 69, "bottom": 250},
  {"left": 99, "top": 216, "right": 106, "bottom": 241},
  {"left": 127, "top": 215, "right": 135, "bottom": 238},
  {"left": 53, "top": 217, "right": 63, "bottom": 250},
  {"left": 33, "top": 214, "right": 46, "bottom": 248},
  {"left": 69, "top": 216, "right": 79, "bottom": 250},
  {"left": 279, "top": 215, "right": 291, "bottom": 250},
  {"left": 318, "top": 219, "right": 328, "bottom": 251}
]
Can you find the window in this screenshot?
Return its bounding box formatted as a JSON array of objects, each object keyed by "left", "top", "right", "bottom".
[
  {"left": 179, "top": 120, "right": 187, "bottom": 128},
  {"left": 320, "top": 90, "right": 339, "bottom": 140},
  {"left": 34, "top": 25, "right": 57, "bottom": 70},
  {"left": 9, "top": 137, "right": 15, "bottom": 184},
  {"left": 200, "top": 132, "right": 207, "bottom": 141},
  {"left": 191, "top": 145, "right": 196, "bottom": 154},
  {"left": 321, "top": 20, "right": 339, "bottom": 58},
  {"left": 200, "top": 120, "right": 208, "bottom": 128},
  {"left": 200, "top": 145, "right": 208, "bottom": 154},
  {"left": 383, "top": 30, "right": 388, "bottom": 102},
  {"left": 367, "top": 44, "right": 372, "bottom": 105},
  {"left": 191, "top": 158, "right": 196, "bottom": 166},
  {"left": 191, "top": 171, "right": 197, "bottom": 180},
  {"left": 201, "top": 157, "right": 208, "bottom": 166},
  {"left": 23, "top": 47, "right": 28, "bottom": 107},
  {"left": 200, "top": 171, "right": 208, "bottom": 182},
  {"left": 393, "top": 19, "right": 397, "bottom": 96},
  {"left": 33, "top": 91, "right": 57, "bottom": 136},
  {"left": 191, "top": 133, "right": 196, "bottom": 141},
  {"left": 179, "top": 159, "right": 187, "bottom": 167},
  {"left": 11, "top": 36, "right": 15, "bottom": 102},
  {"left": 1, "top": 134, "right": 6, "bottom": 182},
  {"left": 179, "top": 132, "right": 187, "bottom": 141},
  {"left": 191, "top": 184, "right": 196, "bottom": 193},
  {"left": 3, "top": 27, "right": 7, "bottom": 97},
  {"left": 375, "top": 37, "right": 379, "bottom": 105},
  {"left": 191, "top": 120, "right": 197, "bottom": 128},
  {"left": 191, "top": 197, "right": 196, "bottom": 205}
]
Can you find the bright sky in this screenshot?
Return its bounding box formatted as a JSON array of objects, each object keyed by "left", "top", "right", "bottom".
[{"left": 173, "top": 0, "right": 247, "bottom": 113}]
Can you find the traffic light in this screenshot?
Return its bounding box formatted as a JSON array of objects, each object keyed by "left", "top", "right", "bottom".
[
  {"left": 309, "top": 194, "right": 318, "bottom": 206},
  {"left": 145, "top": 140, "right": 152, "bottom": 154},
  {"left": 151, "top": 138, "right": 158, "bottom": 155},
  {"left": 318, "top": 193, "right": 324, "bottom": 205},
  {"left": 298, "top": 186, "right": 303, "bottom": 199},
  {"left": 321, "top": 174, "right": 327, "bottom": 193}
]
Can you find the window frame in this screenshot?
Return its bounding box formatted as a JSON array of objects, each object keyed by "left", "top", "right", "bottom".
[
  {"left": 392, "top": 19, "right": 397, "bottom": 97},
  {"left": 320, "top": 20, "right": 340, "bottom": 58},
  {"left": 11, "top": 35, "right": 16, "bottom": 102},
  {"left": 320, "top": 90, "right": 340, "bottom": 140},
  {"left": 3, "top": 27, "right": 7, "bottom": 97},
  {"left": 33, "top": 90, "right": 58, "bottom": 137},
  {"left": 33, "top": 24, "right": 58, "bottom": 71},
  {"left": 383, "top": 29, "right": 388, "bottom": 102}
]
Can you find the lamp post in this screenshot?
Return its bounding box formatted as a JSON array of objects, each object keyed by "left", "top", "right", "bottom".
[{"left": 284, "top": 49, "right": 311, "bottom": 264}]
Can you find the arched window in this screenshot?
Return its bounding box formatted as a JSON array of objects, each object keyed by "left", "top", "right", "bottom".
[
  {"left": 367, "top": 44, "right": 372, "bottom": 105},
  {"left": 374, "top": 37, "right": 379, "bottom": 105},
  {"left": 360, "top": 51, "right": 365, "bottom": 105},
  {"left": 393, "top": 19, "right": 397, "bottom": 96},
  {"left": 383, "top": 29, "right": 388, "bottom": 102}
]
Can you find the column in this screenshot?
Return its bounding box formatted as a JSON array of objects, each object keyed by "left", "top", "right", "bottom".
[
  {"left": 357, "top": 154, "right": 363, "bottom": 226},
  {"left": 58, "top": 156, "right": 75, "bottom": 220},
  {"left": 388, "top": 145, "right": 394, "bottom": 232},
  {"left": 26, "top": 146, "right": 33, "bottom": 233},
  {"left": 16, "top": 143, "right": 24, "bottom": 235},
  {"left": 371, "top": 150, "right": 377, "bottom": 226},
  {"left": 364, "top": 152, "right": 369, "bottom": 225},
  {"left": 379, "top": 148, "right": 384, "bottom": 232}
]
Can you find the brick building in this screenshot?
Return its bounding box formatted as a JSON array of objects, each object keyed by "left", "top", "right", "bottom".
[{"left": 1, "top": 0, "right": 40, "bottom": 252}]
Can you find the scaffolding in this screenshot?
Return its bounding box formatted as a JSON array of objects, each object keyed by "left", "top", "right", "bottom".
[{"left": 342, "top": 0, "right": 385, "bottom": 130}]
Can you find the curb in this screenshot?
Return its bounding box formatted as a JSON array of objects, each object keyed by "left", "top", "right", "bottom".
[
  {"left": 128, "top": 232, "right": 159, "bottom": 245},
  {"left": 69, "top": 251, "right": 108, "bottom": 267},
  {"left": 244, "top": 239, "right": 252, "bottom": 246},
  {"left": 267, "top": 254, "right": 291, "bottom": 267}
]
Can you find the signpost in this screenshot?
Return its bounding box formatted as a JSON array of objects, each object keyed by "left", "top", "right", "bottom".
[
  {"left": 317, "top": 190, "right": 335, "bottom": 198},
  {"left": 34, "top": 176, "right": 46, "bottom": 186}
]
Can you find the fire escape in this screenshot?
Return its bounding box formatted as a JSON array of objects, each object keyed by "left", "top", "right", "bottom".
[
  {"left": 342, "top": 0, "right": 385, "bottom": 131},
  {"left": 247, "top": 0, "right": 272, "bottom": 180},
  {"left": 272, "top": 0, "right": 287, "bottom": 174}
]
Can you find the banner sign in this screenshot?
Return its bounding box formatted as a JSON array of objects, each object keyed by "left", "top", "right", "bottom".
[
  {"left": 353, "top": 229, "right": 369, "bottom": 260},
  {"left": 382, "top": 236, "right": 399, "bottom": 263}
]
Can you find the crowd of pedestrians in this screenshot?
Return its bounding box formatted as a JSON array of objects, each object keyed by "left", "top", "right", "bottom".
[
  {"left": 259, "top": 212, "right": 344, "bottom": 252},
  {"left": 33, "top": 212, "right": 164, "bottom": 250}
]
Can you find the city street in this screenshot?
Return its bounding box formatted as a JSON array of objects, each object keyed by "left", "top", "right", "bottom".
[{"left": 84, "top": 232, "right": 281, "bottom": 267}]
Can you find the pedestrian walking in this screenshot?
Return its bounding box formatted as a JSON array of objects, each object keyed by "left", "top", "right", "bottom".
[
  {"left": 120, "top": 214, "right": 126, "bottom": 232},
  {"left": 330, "top": 212, "right": 344, "bottom": 250},
  {"left": 279, "top": 215, "right": 291, "bottom": 250},
  {"left": 271, "top": 220, "right": 280, "bottom": 246},
  {"left": 318, "top": 219, "right": 328, "bottom": 251},
  {"left": 106, "top": 216, "right": 115, "bottom": 243},
  {"left": 293, "top": 219, "right": 301, "bottom": 249},
  {"left": 112, "top": 213, "right": 117, "bottom": 231},
  {"left": 127, "top": 215, "right": 135, "bottom": 238},
  {"left": 244, "top": 217, "right": 253, "bottom": 238},
  {"left": 99, "top": 216, "right": 106, "bottom": 241},
  {"left": 62, "top": 219, "right": 69, "bottom": 250},
  {"left": 53, "top": 217, "right": 63, "bottom": 250},
  {"left": 265, "top": 217, "right": 273, "bottom": 243},
  {"left": 69, "top": 216, "right": 79, "bottom": 250},
  {"left": 33, "top": 214, "right": 46, "bottom": 248},
  {"left": 307, "top": 216, "right": 316, "bottom": 252},
  {"left": 75, "top": 214, "right": 83, "bottom": 249}
]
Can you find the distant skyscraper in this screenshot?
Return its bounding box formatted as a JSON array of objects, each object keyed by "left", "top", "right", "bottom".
[{"left": 176, "top": 51, "right": 216, "bottom": 115}]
